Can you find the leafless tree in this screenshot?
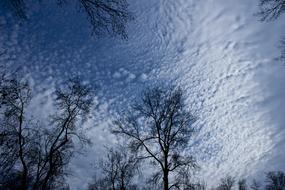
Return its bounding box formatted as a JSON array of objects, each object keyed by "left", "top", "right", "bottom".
[
  {"left": 238, "top": 179, "right": 248, "bottom": 190},
  {"left": 216, "top": 176, "right": 235, "bottom": 190},
  {"left": 258, "top": 0, "right": 285, "bottom": 21},
  {"left": 5, "top": 0, "right": 133, "bottom": 38},
  {"left": 257, "top": 0, "right": 285, "bottom": 63},
  {"left": 0, "top": 76, "right": 94, "bottom": 190},
  {"left": 265, "top": 171, "right": 285, "bottom": 190},
  {"left": 0, "top": 78, "right": 31, "bottom": 190},
  {"left": 88, "top": 146, "right": 139, "bottom": 190},
  {"left": 113, "top": 87, "right": 197, "bottom": 190},
  {"left": 33, "top": 78, "right": 94, "bottom": 190},
  {"left": 174, "top": 170, "right": 206, "bottom": 190},
  {"left": 7, "top": 0, "right": 27, "bottom": 19},
  {"left": 76, "top": 0, "right": 133, "bottom": 38}
]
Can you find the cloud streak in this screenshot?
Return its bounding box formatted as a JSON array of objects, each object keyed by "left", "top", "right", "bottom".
[{"left": 0, "top": 0, "right": 285, "bottom": 189}]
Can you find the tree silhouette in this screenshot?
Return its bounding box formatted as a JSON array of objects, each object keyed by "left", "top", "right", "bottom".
[
  {"left": 113, "top": 87, "right": 197, "bottom": 190},
  {"left": 238, "top": 179, "right": 248, "bottom": 190},
  {"left": 34, "top": 78, "right": 94, "bottom": 190},
  {"left": 258, "top": 0, "right": 285, "bottom": 21},
  {"left": 265, "top": 171, "right": 285, "bottom": 190},
  {"left": 216, "top": 176, "right": 235, "bottom": 190},
  {"left": 0, "top": 78, "right": 31, "bottom": 190},
  {"left": 0, "top": 76, "right": 94, "bottom": 190},
  {"left": 257, "top": 0, "right": 285, "bottom": 62},
  {"left": 88, "top": 146, "right": 139, "bottom": 190},
  {"left": 5, "top": 0, "right": 133, "bottom": 38}
]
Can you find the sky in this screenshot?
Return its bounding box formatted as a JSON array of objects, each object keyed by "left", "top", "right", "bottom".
[{"left": 0, "top": 0, "right": 285, "bottom": 189}]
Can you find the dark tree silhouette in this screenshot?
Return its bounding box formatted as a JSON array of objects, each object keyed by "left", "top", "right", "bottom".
[
  {"left": 5, "top": 0, "right": 133, "bottom": 38},
  {"left": 88, "top": 146, "right": 139, "bottom": 190},
  {"left": 0, "top": 76, "right": 94, "bottom": 190},
  {"left": 34, "top": 78, "right": 94, "bottom": 190},
  {"left": 0, "top": 78, "right": 32, "bottom": 190},
  {"left": 257, "top": 0, "right": 285, "bottom": 62},
  {"left": 7, "top": 0, "right": 27, "bottom": 19},
  {"left": 238, "top": 179, "right": 248, "bottom": 190},
  {"left": 76, "top": 0, "right": 133, "bottom": 38},
  {"left": 216, "top": 176, "right": 235, "bottom": 190},
  {"left": 113, "top": 87, "right": 197, "bottom": 190},
  {"left": 174, "top": 171, "right": 206, "bottom": 190},
  {"left": 258, "top": 0, "right": 285, "bottom": 21},
  {"left": 265, "top": 171, "right": 285, "bottom": 190}
]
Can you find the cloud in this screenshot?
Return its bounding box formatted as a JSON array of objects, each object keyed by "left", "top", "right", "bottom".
[{"left": 1, "top": 0, "right": 285, "bottom": 189}]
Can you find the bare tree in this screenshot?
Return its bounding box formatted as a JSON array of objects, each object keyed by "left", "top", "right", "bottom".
[
  {"left": 88, "top": 146, "right": 139, "bottom": 190},
  {"left": 113, "top": 87, "right": 197, "bottom": 190},
  {"left": 0, "top": 76, "right": 94, "bottom": 190},
  {"left": 5, "top": 0, "right": 133, "bottom": 38},
  {"left": 175, "top": 170, "right": 206, "bottom": 190},
  {"left": 258, "top": 0, "right": 285, "bottom": 21},
  {"left": 76, "top": 0, "right": 133, "bottom": 38},
  {"left": 34, "top": 78, "right": 94, "bottom": 190},
  {"left": 265, "top": 171, "right": 285, "bottom": 190},
  {"left": 0, "top": 78, "right": 31, "bottom": 190},
  {"left": 257, "top": 0, "right": 285, "bottom": 63},
  {"left": 238, "top": 179, "right": 248, "bottom": 190},
  {"left": 216, "top": 176, "right": 235, "bottom": 190},
  {"left": 7, "top": 0, "right": 27, "bottom": 19}
]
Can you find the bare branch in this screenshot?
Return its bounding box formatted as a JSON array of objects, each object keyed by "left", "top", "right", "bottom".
[
  {"left": 113, "top": 86, "right": 197, "bottom": 190},
  {"left": 257, "top": 0, "right": 285, "bottom": 21}
]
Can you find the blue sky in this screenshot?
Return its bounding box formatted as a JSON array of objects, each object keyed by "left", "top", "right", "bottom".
[{"left": 1, "top": 0, "right": 285, "bottom": 189}]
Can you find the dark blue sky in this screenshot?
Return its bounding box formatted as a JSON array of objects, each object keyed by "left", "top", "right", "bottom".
[{"left": 1, "top": 0, "right": 285, "bottom": 189}]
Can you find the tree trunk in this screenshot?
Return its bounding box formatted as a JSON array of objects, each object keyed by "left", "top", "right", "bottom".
[
  {"left": 121, "top": 174, "right": 126, "bottom": 190},
  {"left": 163, "top": 149, "right": 170, "bottom": 190},
  {"left": 19, "top": 108, "right": 28, "bottom": 190},
  {"left": 163, "top": 169, "right": 169, "bottom": 190}
]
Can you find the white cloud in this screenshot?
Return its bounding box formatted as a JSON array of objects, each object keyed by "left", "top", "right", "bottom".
[{"left": 1, "top": 0, "right": 285, "bottom": 189}]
